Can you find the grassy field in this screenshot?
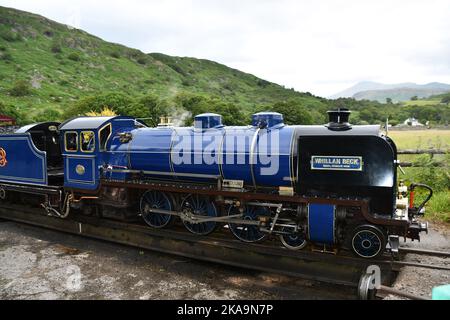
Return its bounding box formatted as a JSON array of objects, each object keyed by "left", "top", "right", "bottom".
[
  {"left": 388, "top": 130, "right": 449, "bottom": 223},
  {"left": 402, "top": 99, "right": 443, "bottom": 107},
  {"left": 388, "top": 129, "right": 450, "bottom": 149}
]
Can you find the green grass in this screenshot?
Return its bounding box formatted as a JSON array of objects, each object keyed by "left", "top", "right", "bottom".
[
  {"left": 402, "top": 99, "right": 443, "bottom": 107},
  {"left": 388, "top": 130, "right": 450, "bottom": 149},
  {"left": 389, "top": 130, "right": 450, "bottom": 223}
]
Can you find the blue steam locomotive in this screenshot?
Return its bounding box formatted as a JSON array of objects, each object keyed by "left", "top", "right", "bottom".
[{"left": 0, "top": 109, "right": 431, "bottom": 258}]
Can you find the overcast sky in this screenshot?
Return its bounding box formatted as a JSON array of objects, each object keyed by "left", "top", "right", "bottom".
[{"left": 2, "top": 0, "right": 450, "bottom": 97}]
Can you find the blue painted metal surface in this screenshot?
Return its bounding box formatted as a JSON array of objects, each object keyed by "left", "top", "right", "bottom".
[
  {"left": 0, "top": 134, "right": 47, "bottom": 185},
  {"left": 308, "top": 203, "right": 335, "bottom": 244},
  {"left": 108, "top": 112, "right": 295, "bottom": 187},
  {"left": 251, "top": 112, "right": 284, "bottom": 128},
  {"left": 194, "top": 113, "right": 223, "bottom": 129},
  {"left": 65, "top": 156, "right": 96, "bottom": 187},
  {"left": 171, "top": 127, "right": 223, "bottom": 179},
  {"left": 221, "top": 126, "right": 254, "bottom": 184},
  {"left": 60, "top": 116, "right": 136, "bottom": 190},
  {"left": 253, "top": 126, "right": 294, "bottom": 187}
]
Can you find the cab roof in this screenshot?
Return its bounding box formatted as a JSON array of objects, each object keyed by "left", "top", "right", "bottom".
[{"left": 59, "top": 116, "right": 137, "bottom": 131}]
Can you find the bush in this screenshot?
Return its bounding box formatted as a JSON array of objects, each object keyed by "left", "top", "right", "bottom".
[
  {"left": 58, "top": 79, "right": 69, "bottom": 86},
  {"left": 51, "top": 42, "right": 62, "bottom": 53},
  {"left": 0, "top": 102, "right": 25, "bottom": 125},
  {"left": 43, "top": 30, "right": 54, "bottom": 37},
  {"left": 67, "top": 52, "right": 81, "bottom": 61},
  {"left": 412, "top": 154, "right": 450, "bottom": 192},
  {"left": 110, "top": 51, "right": 120, "bottom": 59},
  {"left": 1, "top": 30, "right": 21, "bottom": 42},
  {"left": 0, "top": 51, "right": 12, "bottom": 61},
  {"left": 8, "top": 80, "right": 32, "bottom": 97},
  {"left": 136, "top": 56, "right": 148, "bottom": 65},
  {"left": 33, "top": 108, "right": 61, "bottom": 122}
]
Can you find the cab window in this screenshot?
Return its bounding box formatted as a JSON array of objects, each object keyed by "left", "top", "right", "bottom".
[
  {"left": 65, "top": 132, "right": 78, "bottom": 152},
  {"left": 80, "top": 131, "right": 95, "bottom": 152},
  {"left": 99, "top": 124, "right": 111, "bottom": 151}
]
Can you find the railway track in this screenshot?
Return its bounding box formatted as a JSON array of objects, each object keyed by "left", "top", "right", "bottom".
[{"left": 0, "top": 203, "right": 448, "bottom": 299}]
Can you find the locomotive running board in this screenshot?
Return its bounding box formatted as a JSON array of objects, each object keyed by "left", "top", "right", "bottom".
[{"left": 0, "top": 204, "right": 398, "bottom": 288}]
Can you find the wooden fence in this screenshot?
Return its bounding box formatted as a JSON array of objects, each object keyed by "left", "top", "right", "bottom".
[{"left": 397, "top": 149, "right": 448, "bottom": 168}]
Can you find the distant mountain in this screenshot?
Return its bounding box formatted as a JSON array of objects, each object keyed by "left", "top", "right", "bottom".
[{"left": 330, "top": 81, "right": 450, "bottom": 103}]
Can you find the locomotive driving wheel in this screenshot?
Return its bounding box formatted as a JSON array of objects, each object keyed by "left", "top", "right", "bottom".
[
  {"left": 181, "top": 194, "right": 218, "bottom": 235},
  {"left": 227, "top": 204, "right": 271, "bottom": 243},
  {"left": 280, "top": 226, "right": 307, "bottom": 250},
  {"left": 350, "top": 225, "right": 386, "bottom": 259},
  {"left": 140, "top": 191, "right": 173, "bottom": 229}
]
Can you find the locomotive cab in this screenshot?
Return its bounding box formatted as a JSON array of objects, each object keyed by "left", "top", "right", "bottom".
[
  {"left": 14, "top": 122, "right": 64, "bottom": 184},
  {"left": 58, "top": 116, "right": 138, "bottom": 190}
]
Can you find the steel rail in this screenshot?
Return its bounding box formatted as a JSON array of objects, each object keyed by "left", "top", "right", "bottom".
[
  {"left": 376, "top": 285, "right": 429, "bottom": 300},
  {"left": 0, "top": 203, "right": 397, "bottom": 288},
  {"left": 391, "top": 261, "right": 450, "bottom": 271},
  {"left": 398, "top": 247, "right": 450, "bottom": 257}
]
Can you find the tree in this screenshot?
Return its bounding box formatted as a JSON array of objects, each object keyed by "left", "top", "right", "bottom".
[
  {"left": 33, "top": 108, "right": 61, "bottom": 122},
  {"left": 174, "top": 93, "right": 246, "bottom": 126},
  {"left": 441, "top": 94, "right": 450, "bottom": 105},
  {"left": 267, "top": 101, "right": 313, "bottom": 125},
  {"left": 411, "top": 96, "right": 418, "bottom": 101},
  {"left": 0, "top": 102, "right": 26, "bottom": 125},
  {"left": 121, "top": 94, "right": 169, "bottom": 127},
  {"left": 65, "top": 92, "right": 133, "bottom": 118},
  {"left": 386, "top": 98, "right": 393, "bottom": 104}
]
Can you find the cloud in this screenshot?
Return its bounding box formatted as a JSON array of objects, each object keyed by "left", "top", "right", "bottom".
[{"left": 2, "top": 0, "right": 450, "bottom": 96}]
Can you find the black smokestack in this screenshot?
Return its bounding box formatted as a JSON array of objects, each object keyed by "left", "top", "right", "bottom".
[{"left": 326, "top": 108, "right": 352, "bottom": 131}]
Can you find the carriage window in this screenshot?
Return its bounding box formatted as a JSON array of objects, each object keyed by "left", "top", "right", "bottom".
[
  {"left": 80, "top": 131, "right": 95, "bottom": 152},
  {"left": 64, "top": 132, "right": 78, "bottom": 152},
  {"left": 99, "top": 124, "right": 111, "bottom": 151}
]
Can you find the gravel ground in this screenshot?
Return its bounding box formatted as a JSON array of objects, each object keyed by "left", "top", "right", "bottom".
[
  {"left": 1, "top": 219, "right": 448, "bottom": 300},
  {"left": 0, "top": 221, "right": 355, "bottom": 300},
  {"left": 384, "top": 222, "right": 450, "bottom": 300}
]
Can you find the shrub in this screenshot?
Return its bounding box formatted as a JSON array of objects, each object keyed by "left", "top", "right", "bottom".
[
  {"left": 412, "top": 154, "right": 450, "bottom": 192},
  {"left": 1, "top": 30, "right": 21, "bottom": 42},
  {"left": 257, "top": 79, "right": 270, "bottom": 88},
  {"left": 0, "top": 102, "right": 25, "bottom": 124},
  {"left": 9, "top": 80, "right": 32, "bottom": 97},
  {"left": 68, "top": 52, "right": 81, "bottom": 61},
  {"left": 136, "top": 56, "right": 147, "bottom": 65},
  {"left": 58, "top": 79, "right": 70, "bottom": 86},
  {"left": 51, "top": 42, "right": 62, "bottom": 53},
  {"left": 182, "top": 79, "right": 192, "bottom": 86},
  {"left": 43, "top": 30, "right": 54, "bottom": 37},
  {"left": 110, "top": 51, "right": 120, "bottom": 58},
  {"left": 0, "top": 51, "right": 12, "bottom": 61},
  {"left": 33, "top": 108, "right": 61, "bottom": 122}
]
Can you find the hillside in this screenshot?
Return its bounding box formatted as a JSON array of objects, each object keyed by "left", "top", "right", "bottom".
[
  {"left": 0, "top": 6, "right": 321, "bottom": 123},
  {"left": 331, "top": 81, "right": 450, "bottom": 102}
]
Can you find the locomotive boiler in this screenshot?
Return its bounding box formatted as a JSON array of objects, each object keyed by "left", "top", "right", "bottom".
[{"left": 0, "top": 108, "right": 431, "bottom": 259}]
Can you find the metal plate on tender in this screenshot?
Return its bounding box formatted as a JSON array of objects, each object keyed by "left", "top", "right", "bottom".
[
  {"left": 308, "top": 203, "right": 335, "bottom": 244},
  {"left": 311, "top": 155, "right": 363, "bottom": 171}
]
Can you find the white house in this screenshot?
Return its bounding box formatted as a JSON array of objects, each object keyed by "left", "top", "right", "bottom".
[{"left": 403, "top": 117, "right": 424, "bottom": 127}]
